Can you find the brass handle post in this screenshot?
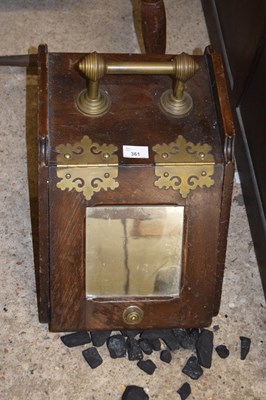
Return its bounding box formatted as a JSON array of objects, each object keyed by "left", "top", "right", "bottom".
[{"left": 77, "top": 52, "right": 198, "bottom": 117}]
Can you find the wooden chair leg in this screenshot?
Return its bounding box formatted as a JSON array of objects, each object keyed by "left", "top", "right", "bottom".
[{"left": 140, "top": 0, "right": 166, "bottom": 53}]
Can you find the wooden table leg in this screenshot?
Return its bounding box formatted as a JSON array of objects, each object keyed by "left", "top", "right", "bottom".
[{"left": 140, "top": 0, "right": 166, "bottom": 53}]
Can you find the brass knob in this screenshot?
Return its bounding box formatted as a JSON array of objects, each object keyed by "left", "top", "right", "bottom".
[
  {"left": 123, "top": 306, "right": 144, "bottom": 325},
  {"left": 79, "top": 51, "right": 106, "bottom": 82}
]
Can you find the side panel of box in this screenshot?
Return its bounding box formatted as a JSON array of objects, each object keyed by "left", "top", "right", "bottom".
[{"left": 37, "top": 45, "right": 50, "bottom": 322}]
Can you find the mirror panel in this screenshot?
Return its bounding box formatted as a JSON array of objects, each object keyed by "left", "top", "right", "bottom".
[{"left": 85, "top": 206, "right": 184, "bottom": 297}]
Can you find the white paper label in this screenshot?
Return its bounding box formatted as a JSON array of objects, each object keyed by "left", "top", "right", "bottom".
[{"left": 123, "top": 145, "right": 149, "bottom": 159}]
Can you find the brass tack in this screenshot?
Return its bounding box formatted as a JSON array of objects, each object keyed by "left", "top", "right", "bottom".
[
  {"left": 65, "top": 173, "right": 71, "bottom": 179},
  {"left": 162, "top": 152, "right": 168, "bottom": 159},
  {"left": 64, "top": 153, "right": 71, "bottom": 160},
  {"left": 104, "top": 172, "right": 110, "bottom": 178},
  {"left": 103, "top": 152, "right": 110, "bottom": 159},
  {"left": 164, "top": 172, "right": 169, "bottom": 177},
  {"left": 201, "top": 171, "right": 207, "bottom": 176}
]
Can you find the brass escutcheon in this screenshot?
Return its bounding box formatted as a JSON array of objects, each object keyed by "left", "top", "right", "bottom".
[{"left": 123, "top": 306, "right": 144, "bottom": 325}]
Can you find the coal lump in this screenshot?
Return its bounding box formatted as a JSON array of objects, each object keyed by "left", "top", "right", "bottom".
[
  {"left": 60, "top": 331, "right": 91, "bottom": 347},
  {"left": 138, "top": 339, "right": 153, "bottom": 355},
  {"left": 177, "top": 382, "right": 191, "bottom": 399},
  {"left": 106, "top": 335, "right": 126, "bottom": 359},
  {"left": 196, "top": 329, "right": 213, "bottom": 368},
  {"left": 160, "top": 349, "right": 172, "bottom": 363},
  {"left": 127, "top": 338, "right": 143, "bottom": 361},
  {"left": 122, "top": 385, "right": 149, "bottom": 400},
  {"left": 82, "top": 347, "right": 103, "bottom": 369},
  {"left": 137, "top": 359, "right": 157, "bottom": 375},
  {"left": 240, "top": 336, "right": 251, "bottom": 360},
  {"left": 182, "top": 356, "right": 203, "bottom": 380},
  {"left": 215, "top": 344, "right": 230, "bottom": 359},
  {"left": 91, "top": 330, "right": 111, "bottom": 347}
]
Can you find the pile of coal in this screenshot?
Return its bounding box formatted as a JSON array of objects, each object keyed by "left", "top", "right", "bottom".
[{"left": 60, "top": 328, "right": 251, "bottom": 399}]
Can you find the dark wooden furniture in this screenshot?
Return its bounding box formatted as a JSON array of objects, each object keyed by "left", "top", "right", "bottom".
[
  {"left": 202, "top": 0, "right": 266, "bottom": 299},
  {"left": 140, "top": 0, "right": 166, "bottom": 53},
  {"left": 35, "top": 44, "right": 235, "bottom": 331},
  {"left": 0, "top": 3, "right": 237, "bottom": 331}
]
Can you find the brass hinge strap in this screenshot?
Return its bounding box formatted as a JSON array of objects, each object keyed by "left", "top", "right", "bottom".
[
  {"left": 55, "top": 135, "right": 119, "bottom": 201},
  {"left": 152, "top": 135, "right": 215, "bottom": 198}
]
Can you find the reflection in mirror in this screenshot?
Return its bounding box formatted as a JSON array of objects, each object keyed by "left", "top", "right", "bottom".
[{"left": 86, "top": 206, "right": 184, "bottom": 298}]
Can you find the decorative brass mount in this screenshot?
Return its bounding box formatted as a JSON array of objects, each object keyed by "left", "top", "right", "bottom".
[
  {"left": 77, "top": 52, "right": 198, "bottom": 117},
  {"left": 55, "top": 136, "right": 215, "bottom": 201},
  {"left": 153, "top": 135, "right": 215, "bottom": 198},
  {"left": 55, "top": 136, "right": 119, "bottom": 201}
]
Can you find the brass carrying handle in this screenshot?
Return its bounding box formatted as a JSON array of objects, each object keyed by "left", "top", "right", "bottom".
[{"left": 77, "top": 52, "right": 199, "bottom": 117}]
